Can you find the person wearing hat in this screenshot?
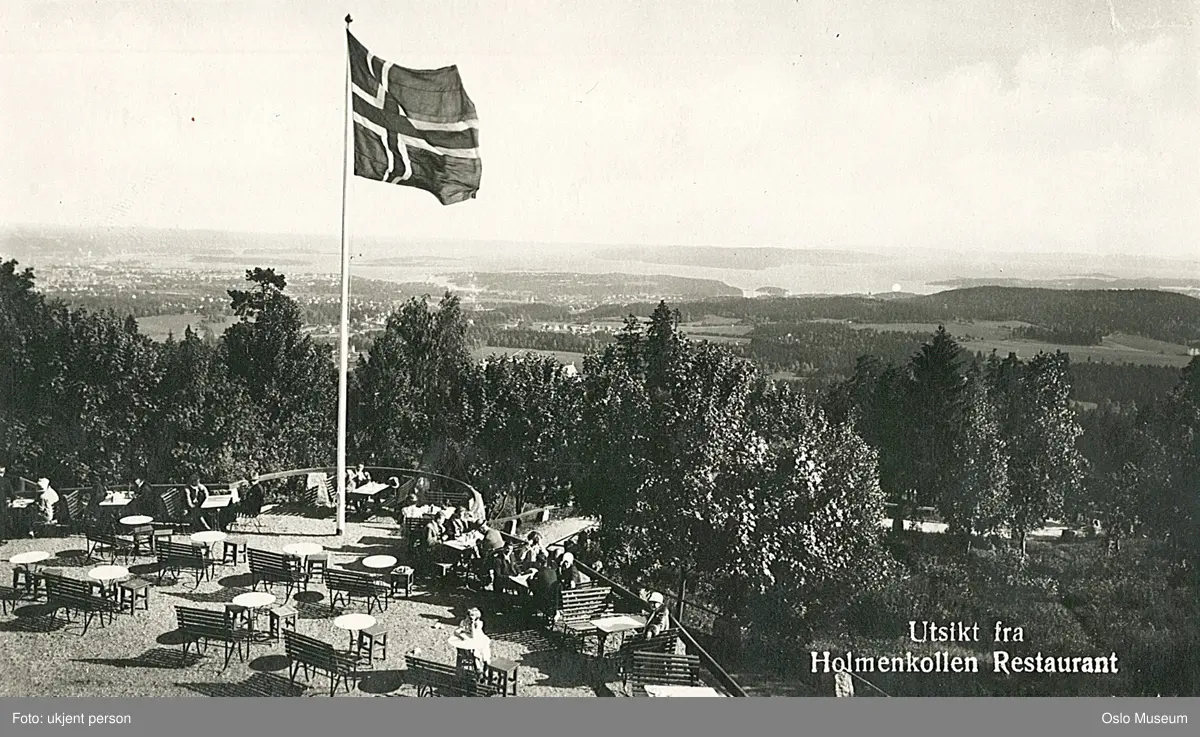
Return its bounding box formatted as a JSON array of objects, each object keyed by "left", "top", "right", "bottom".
[
  {"left": 641, "top": 591, "right": 671, "bottom": 639},
  {"left": 558, "top": 551, "right": 583, "bottom": 591}
]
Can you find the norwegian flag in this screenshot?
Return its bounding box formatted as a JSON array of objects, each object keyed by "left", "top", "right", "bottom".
[{"left": 347, "top": 31, "right": 481, "bottom": 205}]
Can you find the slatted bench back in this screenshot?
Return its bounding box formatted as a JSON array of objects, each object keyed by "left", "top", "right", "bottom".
[
  {"left": 424, "top": 487, "right": 465, "bottom": 509},
  {"left": 160, "top": 540, "right": 205, "bottom": 565},
  {"left": 61, "top": 490, "right": 86, "bottom": 526},
  {"left": 176, "top": 606, "right": 236, "bottom": 639},
  {"left": 630, "top": 652, "right": 701, "bottom": 687},
  {"left": 325, "top": 569, "right": 375, "bottom": 595},
  {"left": 160, "top": 488, "right": 187, "bottom": 521},
  {"left": 45, "top": 574, "right": 96, "bottom": 604},
  {"left": 248, "top": 549, "right": 301, "bottom": 575},
  {"left": 620, "top": 628, "right": 682, "bottom": 656},
  {"left": 559, "top": 585, "right": 612, "bottom": 625},
  {"left": 283, "top": 629, "right": 341, "bottom": 668}
]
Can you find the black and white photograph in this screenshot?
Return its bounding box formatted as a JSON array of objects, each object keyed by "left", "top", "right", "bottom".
[{"left": 0, "top": 0, "right": 1197, "bottom": 705}]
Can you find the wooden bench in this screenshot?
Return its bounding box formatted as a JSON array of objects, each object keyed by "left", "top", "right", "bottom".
[
  {"left": 629, "top": 651, "right": 701, "bottom": 696},
  {"left": 404, "top": 655, "right": 499, "bottom": 697},
  {"left": 324, "top": 569, "right": 386, "bottom": 614},
  {"left": 157, "top": 540, "right": 214, "bottom": 587},
  {"left": 557, "top": 585, "right": 613, "bottom": 653},
  {"left": 616, "top": 628, "right": 682, "bottom": 684},
  {"left": 248, "top": 548, "right": 308, "bottom": 601},
  {"left": 86, "top": 529, "right": 135, "bottom": 564},
  {"left": 283, "top": 629, "right": 359, "bottom": 696},
  {"left": 44, "top": 573, "right": 121, "bottom": 635},
  {"left": 158, "top": 488, "right": 192, "bottom": 530},
  {"left": 175, "top": 605, "right": 252, "bottom": 670}
]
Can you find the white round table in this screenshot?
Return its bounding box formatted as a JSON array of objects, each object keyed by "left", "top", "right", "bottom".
[
  {"left": 88, "top": 565, "right": 130, "bottom": 597},
  {"left": 190, "top": 530, "right": 227, "bottom": 546},
  {"left": 362, "top": 555, "right": 397, "bottom": 570},
  {"left": 283, "top": 543, "right": 323, "bottom": 559},
  {"left": 10, "top": 551, "right": 51, "bottom": 566},
  {"left": 232, "top": 591, "right": 276, "bottom": 637},
  {"left": 334, "top": 612, "right": 376, "bottom": 651},
  {"left": 232, "top": 591, "right": 276, "bottom": 609},
  {"left": 120, "top": 515, "right": 153, "bottom": 526}
]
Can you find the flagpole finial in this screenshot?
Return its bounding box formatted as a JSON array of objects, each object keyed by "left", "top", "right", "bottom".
[{"left": 345, "top": 14, "right": 353, "bottom": 25}]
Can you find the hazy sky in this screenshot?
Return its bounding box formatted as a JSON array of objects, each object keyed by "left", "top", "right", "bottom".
[{"left": 1, "top": 0, "right": 1196, "bottom": 256}]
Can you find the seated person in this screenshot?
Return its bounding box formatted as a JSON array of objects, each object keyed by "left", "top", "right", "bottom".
[
  {"left": 558, "top": 551, "right": 583, "bottom": 591},
  {"left": 480, "top": 523, "right": 505, "bottom": 555},
  {"left": 444, "top": 507, "right": 468, "bottom": 540},
  {"left": 490, "top": 542, "right": 522, "bottom": 596},
  {"left": 529, "top": 561, "right": 560, "bottom": 622},
  {"left": 518, "top": 531, "right": 548, "bottom": 571},
  {"left": 183, "top": 474, "right": 210, "bottom": 531},
  {"left": 241, "top": 472, "right": 266, "bottom": 517},
  {"left": 36, "top": 478, "right": 59, "bottom": 528},
  {"left": 640, "top": 591, "right": 671, "bottom": 639},
  {"left": 399, "top": 491, "right": 424, "bottom": 518},
  {"left": 129, "top": 474, "right": 153, "bottom": 514},
  {"left": 347, "top": 463, "right": 371, "bottom": 488},
  {"left": 454, "top": 607, "right": 492, "bottom": 673}
]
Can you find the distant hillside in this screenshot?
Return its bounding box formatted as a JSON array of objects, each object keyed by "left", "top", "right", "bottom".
[
  {"left": 463, "top": 271, "right": 741, "bottom": 301},
  {"left": 593, "top": 245, "right": 884, "bottom": 270},
  {"left": 581, "top": 286, "right": 1200, "bottom": 346}
]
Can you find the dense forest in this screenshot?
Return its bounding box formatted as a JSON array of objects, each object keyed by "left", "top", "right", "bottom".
[{"left": 2, "top": 258, "right": 1197, "bottom": 696}]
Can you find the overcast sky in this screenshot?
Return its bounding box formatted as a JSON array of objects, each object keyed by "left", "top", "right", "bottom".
[{"left": 1, "top": 0, "right": 1196, "bottom": 256}]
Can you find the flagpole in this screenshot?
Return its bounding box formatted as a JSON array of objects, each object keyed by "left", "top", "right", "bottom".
[{"left": 335, "top": 13, "right": 353, "bottom": 537}]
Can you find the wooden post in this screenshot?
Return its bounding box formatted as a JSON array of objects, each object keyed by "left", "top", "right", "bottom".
[{"left": 675, "top": 569, "right": 687, "bottom": 622}]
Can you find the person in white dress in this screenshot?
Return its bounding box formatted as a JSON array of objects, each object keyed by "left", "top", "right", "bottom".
[{"left": 455, "top": 607, "right": 492, "bottom": 672}]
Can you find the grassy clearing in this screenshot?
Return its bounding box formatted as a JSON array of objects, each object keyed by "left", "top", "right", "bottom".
[{"left": 136, "top": 314, "right": 238, "bottom": 342}]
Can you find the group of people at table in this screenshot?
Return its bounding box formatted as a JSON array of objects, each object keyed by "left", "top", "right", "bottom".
[{"left": 0, "top": 464, "right": 268, "bottom": 540}]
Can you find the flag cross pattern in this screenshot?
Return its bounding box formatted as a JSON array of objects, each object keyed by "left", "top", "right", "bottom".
[{"left": 347, "top": 31, "right": 481, "bottom": 205}]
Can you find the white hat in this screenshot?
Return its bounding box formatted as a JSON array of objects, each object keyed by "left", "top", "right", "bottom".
[
  {"left": 37, "top": 477, "right": 50, "bottom": 489},
  {"left": 560, "top": 552, "right": 574, "bottom": 567},
  {"left": 647, "top": 591, "right": 664, "bottom": 605}
]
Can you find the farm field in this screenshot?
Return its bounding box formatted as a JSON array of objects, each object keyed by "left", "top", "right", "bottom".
[{"left": 135, "top": 313, "right": 238, "bottom": 342}]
